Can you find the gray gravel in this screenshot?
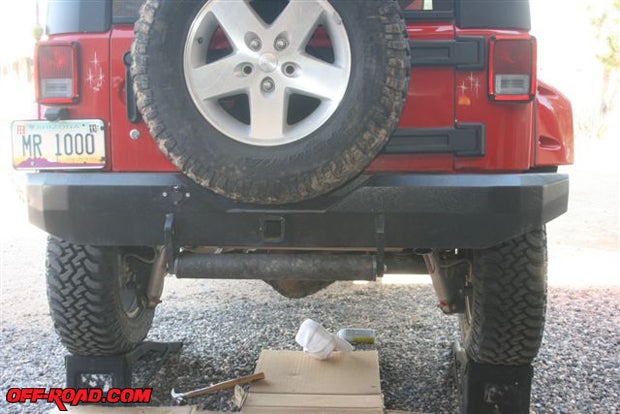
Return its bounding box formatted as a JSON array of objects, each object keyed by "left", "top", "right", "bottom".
[{"left": 1, "top": 268, "right": 619, "bottom": 413}]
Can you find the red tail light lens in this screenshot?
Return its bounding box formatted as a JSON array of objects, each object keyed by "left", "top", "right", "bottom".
[
  {"left": 36, "top": 43, "right": 79, "bottom": 104},
  {"left": 488, "top": 36, "right": 537, "bottom": 102}
]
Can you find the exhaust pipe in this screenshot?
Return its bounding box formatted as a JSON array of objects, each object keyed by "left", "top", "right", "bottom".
[
  {"left": 416, "top": 249, "right": 468, "bottom": 315},
  {"left": 175, "top": 253, "right": 378, "bottom": 281}
]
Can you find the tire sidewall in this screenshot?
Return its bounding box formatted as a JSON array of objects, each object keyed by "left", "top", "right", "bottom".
[
  {"left": 136, "top": 0, "right": 404, "bottom": 202},
  {"left": 111, "top": 248, "right": 154, "bottom": 345}
]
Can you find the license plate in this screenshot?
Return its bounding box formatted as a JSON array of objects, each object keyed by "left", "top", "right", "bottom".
[{"left": 11, "top": 120, "right": 106, "bottom": 170}]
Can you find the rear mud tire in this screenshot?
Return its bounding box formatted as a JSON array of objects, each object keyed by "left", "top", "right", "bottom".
[
  {"left": 459, "top": 228, "right": 548, "bottom": 365},
  {"left": 46, "top": 237, "right": 155, "bottom": 356}
]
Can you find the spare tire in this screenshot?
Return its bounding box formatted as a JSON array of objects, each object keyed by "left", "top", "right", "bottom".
[{"left": 132, "top": 0, "right": 410, "bottom": 204}]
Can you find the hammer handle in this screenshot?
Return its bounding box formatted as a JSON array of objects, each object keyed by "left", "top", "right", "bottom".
[{"left": 183, "top": 372, "right": 266, "bottom": 399}]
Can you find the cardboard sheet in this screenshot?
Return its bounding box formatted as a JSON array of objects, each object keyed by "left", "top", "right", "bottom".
[{"left": 242, "top": 350, "right": 383, "bottom": 414}]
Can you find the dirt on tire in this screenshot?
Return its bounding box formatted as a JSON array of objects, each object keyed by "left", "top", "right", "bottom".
[
  {"left": 131, "top": 0, "right": 411, "bottom": 204},
  {"left": 46, "top": 238, "right": 155, "bottom": 356},
  {"left": 460, "top": 228, "right": 548, "bottom": 365}
]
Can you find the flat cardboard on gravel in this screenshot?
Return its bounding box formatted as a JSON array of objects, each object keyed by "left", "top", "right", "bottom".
[
  {"left": 243, "top": 350, "right": 383, "bottom": 413},
  {"left": 54, "top": 350, "right": 423, "bottom": 414}
]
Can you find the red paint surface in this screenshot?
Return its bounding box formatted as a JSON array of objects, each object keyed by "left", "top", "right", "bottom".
[
  {"left": 368, "top": 22, "right": 455, "bottom": 172},
  {"left": 535, "top": 81, "right": 574, "bottom": 166},
  {"left": 400, "top": 22, "right": 455, "bottom": 129},
  {"left": 109, "top": 26, "right": 176, "bottom": 171},
  {"left": 36, "top": 21, "right": 573, "bottom": 175}
]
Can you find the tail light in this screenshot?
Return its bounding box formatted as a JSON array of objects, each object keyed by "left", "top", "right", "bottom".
[
  {"left": 488, "top": 36, "right": 537, "bottom": 102},
  {"left": 36, "top": 43, "right": 80, "bottom": 104}
]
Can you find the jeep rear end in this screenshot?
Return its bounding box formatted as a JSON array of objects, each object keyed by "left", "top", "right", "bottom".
[{"left": 14, "top": 0, "right": 572, "bottom": 384}]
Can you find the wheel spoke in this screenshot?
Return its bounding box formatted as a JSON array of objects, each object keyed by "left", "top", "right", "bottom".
[
  {"left": 289, "top": 55, "right": 349, "bottom": 101},
  {"left": 209, "top": 0, "right": 265, "bottom": 50},
  {"left": 182, "top": 0, "right": 352, "bottom": 146},
  {"left": 271, "top": 0, "right": 325, "bottom": 51},
  {"left": 190, "top": 55, "right": 248, "bottom": 101},
  {"left": 249, "top": 87, "right": 288, "bottom": 139}
]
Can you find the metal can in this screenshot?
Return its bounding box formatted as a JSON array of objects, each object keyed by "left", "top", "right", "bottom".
[{"left": 336, "top": 328, "right": 376, "bottom": 345}]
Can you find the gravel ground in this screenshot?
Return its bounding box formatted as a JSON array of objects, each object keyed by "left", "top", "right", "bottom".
[{"left": 1, "top": 269, "right": 619, "bottom": 414}]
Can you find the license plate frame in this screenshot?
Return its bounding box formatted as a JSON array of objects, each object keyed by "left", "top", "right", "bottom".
[{"left": 11, "top": 119, "right": 106, "bottom": 170}]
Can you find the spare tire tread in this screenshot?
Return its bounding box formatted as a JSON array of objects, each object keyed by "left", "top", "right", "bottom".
[{"left": 132, "top": 0, "right": 410, "bottom": 204}]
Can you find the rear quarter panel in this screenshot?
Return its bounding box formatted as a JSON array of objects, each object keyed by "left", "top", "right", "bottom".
[{"left": 534, "top": 81, "right": 574, "bottom": 166}]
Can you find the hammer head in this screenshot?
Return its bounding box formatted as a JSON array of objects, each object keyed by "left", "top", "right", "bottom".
[{"left": 170, "top": 389, "right": 187, "bottom": 405}]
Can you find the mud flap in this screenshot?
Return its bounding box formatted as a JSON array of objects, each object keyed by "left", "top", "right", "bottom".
[
  {"left": 454, "top": 343, "right": 533, "bottom": 414},
  {"left": 65, "top": 341, "right": 183, "bottom": 390}
]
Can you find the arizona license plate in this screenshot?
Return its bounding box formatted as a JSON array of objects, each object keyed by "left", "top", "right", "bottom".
[{"left": 11, "top": 119, "right": 106, "bottom": 170}]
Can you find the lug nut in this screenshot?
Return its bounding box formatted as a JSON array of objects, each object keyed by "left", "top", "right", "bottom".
[
  {"left": 261, "top": 78, "right": 275, "bottom": 92},
  {"left": 284, "top": 64, "right": 296, "bottom": 76},
  {"left": 274, "top": 38, "right": 288, "bottom": 51},
  {"left": 242, "top": 64, "right": 253, "bottom": 75},
  {"left": 249, "top": 38, "right": 262, "bottom": 51}
]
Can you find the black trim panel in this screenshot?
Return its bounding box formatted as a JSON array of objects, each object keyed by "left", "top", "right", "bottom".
[
  {"left": 384, "top": 124, "right": 485, "bottom": 157},
  {"left": 24, "top": 172, "right": 569, "bottom": 250},
  {"left": 123, "top": 52, "right": 140, "bottom": 124},
  {"left": 410, "top": 37, "right": 485, "bottom": 70}
]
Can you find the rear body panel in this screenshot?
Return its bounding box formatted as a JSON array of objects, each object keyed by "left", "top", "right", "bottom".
[
  {"left": 35, "top": 4, "right": 573, "bottom": 175},
  {"left": 400, "top": 22, "right": 455, "bottom": 129},
  {"left": 108, "top": 26, "right": 175, "bottom": 171},
  {"left": 367, "top": 21, "right": 456, "bottom": 173}
]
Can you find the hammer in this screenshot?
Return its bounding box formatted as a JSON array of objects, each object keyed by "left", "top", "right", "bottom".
[{"left": 171, "top": 372, "right": 265, "bottom": 403}]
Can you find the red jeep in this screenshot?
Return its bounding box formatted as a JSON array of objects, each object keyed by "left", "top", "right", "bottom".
[{"left": 13, "top": 0, "right": 572, "bottom": 373}]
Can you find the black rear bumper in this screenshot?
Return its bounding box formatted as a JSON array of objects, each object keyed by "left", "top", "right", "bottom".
[{"left": 24, "top": 172, "right": 568, "bottom": 249}]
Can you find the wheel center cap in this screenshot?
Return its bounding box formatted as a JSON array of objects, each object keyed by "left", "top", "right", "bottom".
[{"left": 258, "top": 52, "right": 278, "bottom": 73}]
